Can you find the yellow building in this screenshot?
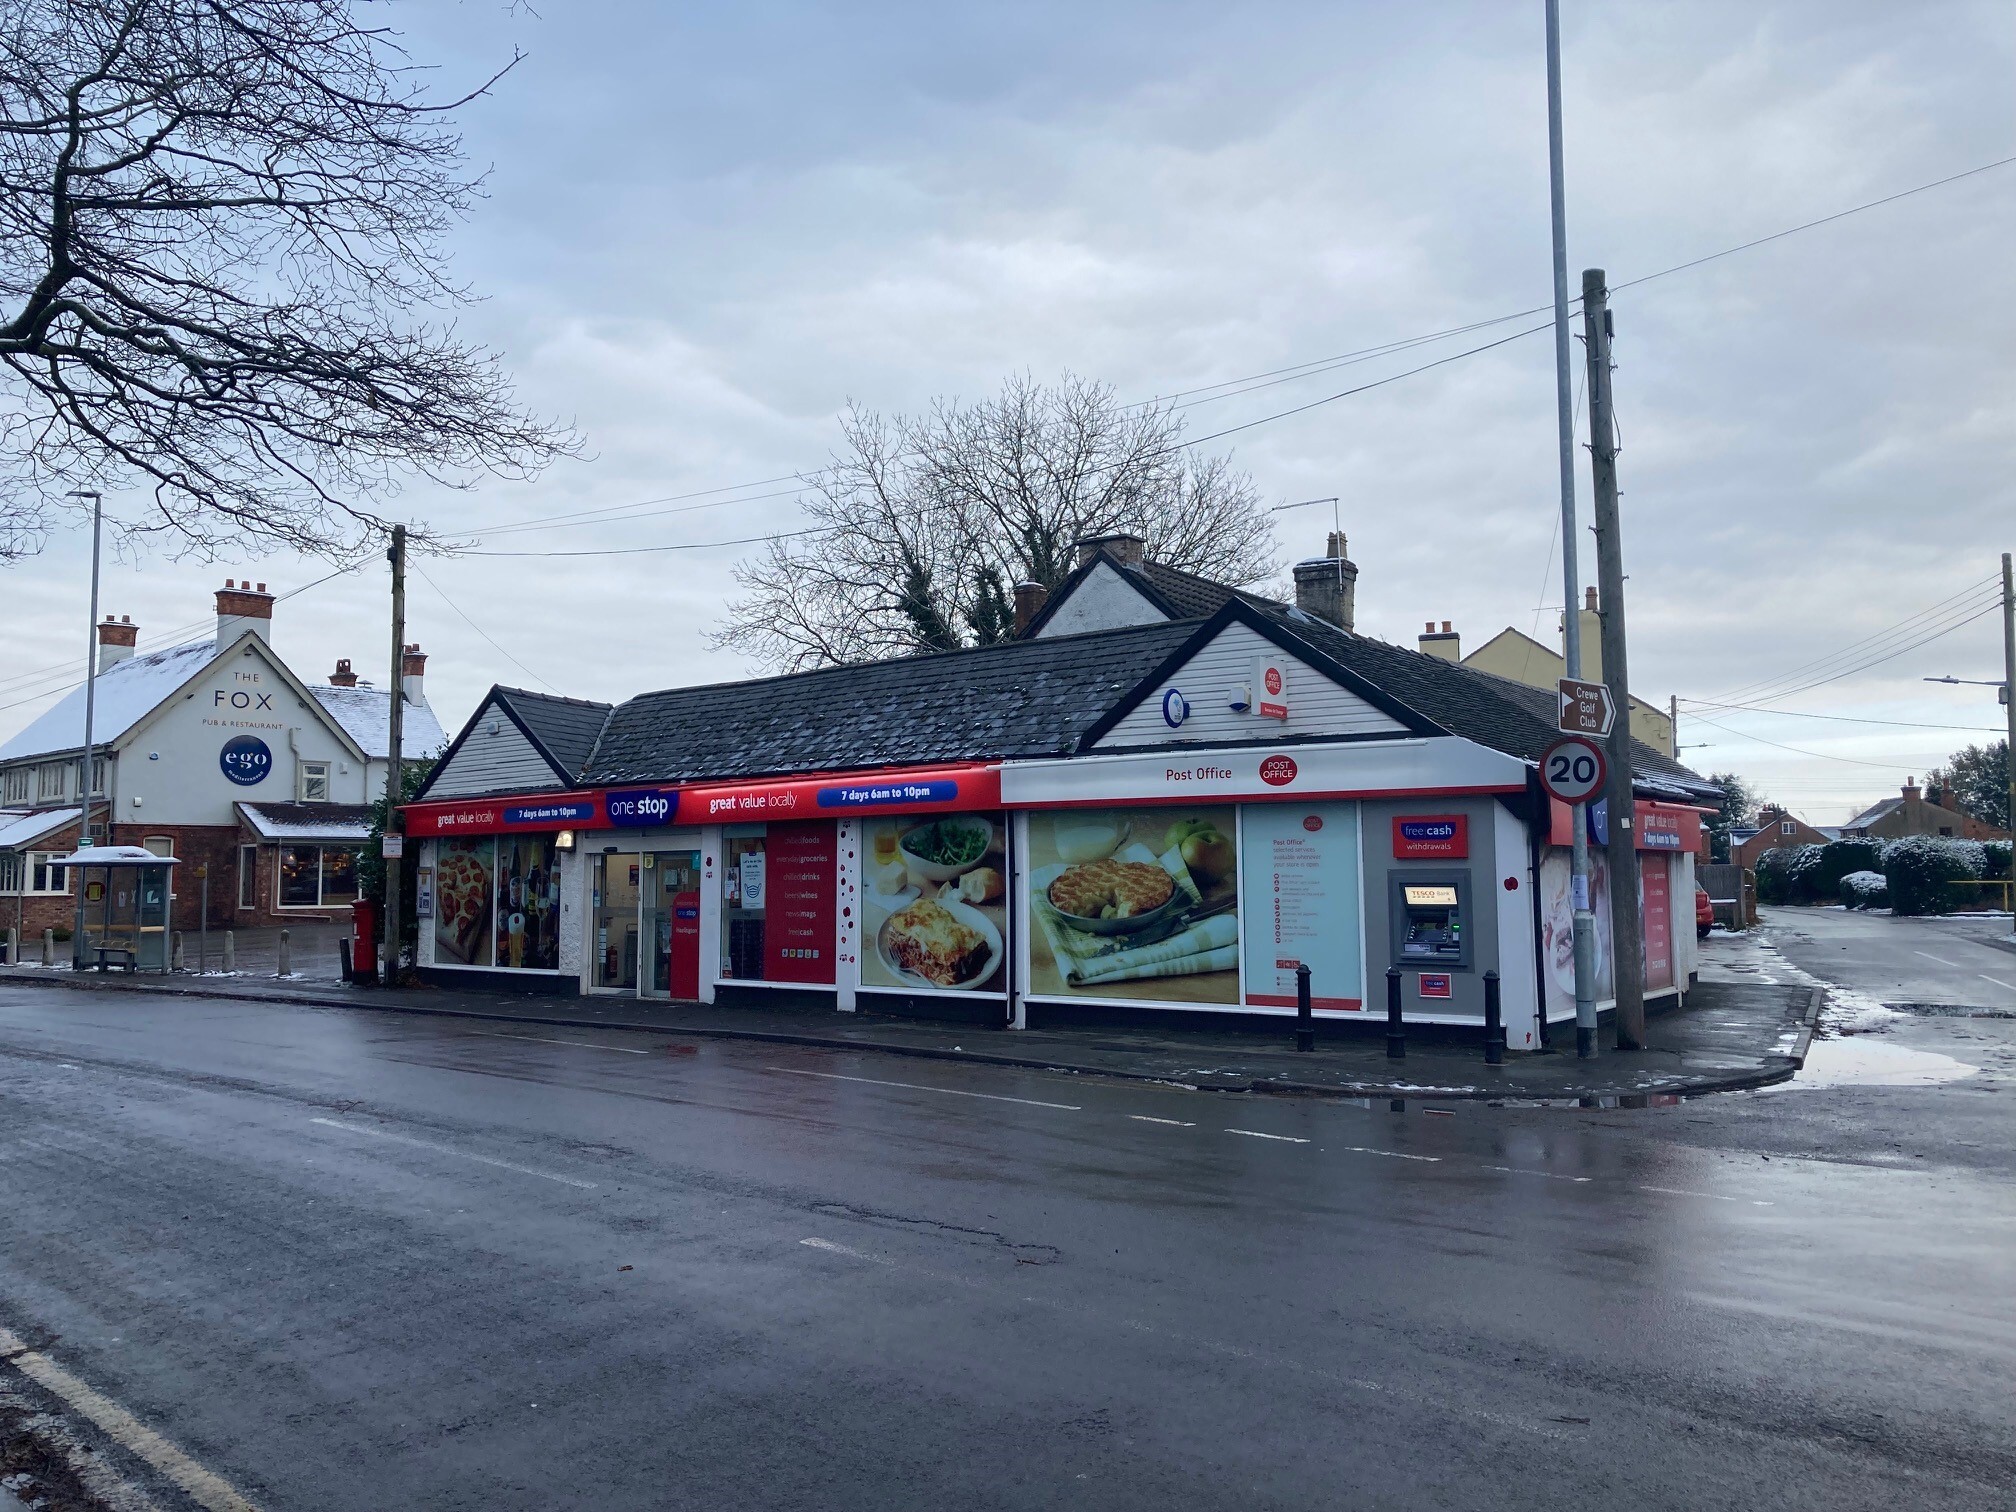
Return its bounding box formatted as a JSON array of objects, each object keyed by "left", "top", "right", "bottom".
[{"left": 1418, "top": 588, "right": 1677, "bottom": 757}]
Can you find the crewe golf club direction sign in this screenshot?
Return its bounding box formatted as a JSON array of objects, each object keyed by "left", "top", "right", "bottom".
[
  {"left": 1539, "top": 736, "right": 1607, "bottom": 805},
  {"left": 1556, "top": 676, "right": 1615, "bottom": 737}
]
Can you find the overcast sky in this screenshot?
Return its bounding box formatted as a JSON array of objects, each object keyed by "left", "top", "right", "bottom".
[{"left": 3, "top": 0, "right": 2012, "bottom": 822}]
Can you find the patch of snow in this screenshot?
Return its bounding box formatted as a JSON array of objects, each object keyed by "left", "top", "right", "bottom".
[
  {"left": 0, "top": 641, "right": 216, "bottom": 761},
  {"left": 0, "top": 807, "right": 80, "bottom": 848},
  {"left": 312, "top": 684, "right": 447, "bottom": 760}
]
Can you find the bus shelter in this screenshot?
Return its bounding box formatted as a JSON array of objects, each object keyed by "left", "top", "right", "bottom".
[{"left": 59, "top": 846, "right": 179, "bottom": 972}]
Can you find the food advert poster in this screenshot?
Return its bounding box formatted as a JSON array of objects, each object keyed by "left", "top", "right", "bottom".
[
  {"left": 762, "top": 821, "right": 836, "bottom": 985},
  {"left": 1240, "top": 804, "right": 1363, "bottom": 1010},
  {"left": 492, "top": 834, "right": 561, "bottom": 971},
  {"left": 1026, "top": 807, "right": 1239, "bottom": 1003},
  {"left": 860, "top": 813, "right": 1007, "bottom": 995},
  {"left": 434, "top": 838, "right": 495, "bottom": 967},
  {"left": 1539, "top": 848, "right": 1616, "bottom": 1016}
]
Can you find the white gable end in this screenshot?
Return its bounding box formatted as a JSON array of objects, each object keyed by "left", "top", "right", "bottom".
[
  {"left": 1033, "top": 560, "right": 1169, "bottom": 637},
  {"left": 428, "top": 703, "right": 565, "bottom": 798},
  {"left": 1091, "top": 620, "right": 1410, "bottom": 749}
]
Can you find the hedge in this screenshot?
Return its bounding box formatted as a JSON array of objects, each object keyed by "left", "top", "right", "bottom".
[
  {"left": 1839, "top": 870, "right": 1889, "bottom": 910},
  {"left": 1880, "top": 836, "right": 1985, "bottom": 916}
]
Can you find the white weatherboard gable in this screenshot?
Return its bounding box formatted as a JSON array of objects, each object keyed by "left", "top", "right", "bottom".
[
  {"left": 426, "top": 699, "right": 566, "bottom": 798},
  {"left": 1091, "top": 620, "right": 1409, "bottom": 749},
  {"left": 1032, "top": 559, "right": 1168, "bottom": 638}
]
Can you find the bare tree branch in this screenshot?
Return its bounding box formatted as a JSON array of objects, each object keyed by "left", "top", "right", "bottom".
[
  {"left": 0, "top": 0, "right": 575, "bottom": 563},
  {"left": 716, "top": 373, "right": 1278, "bottom": 672}
]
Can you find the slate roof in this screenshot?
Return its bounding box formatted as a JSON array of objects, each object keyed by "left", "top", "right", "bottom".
[
  {"left": 1019, "top": 548, "right": 1273, "bottom": 637},
  {"left": 237, "top": 801, "right": 375, "bottom": 842},
  {"left": 495, "top": 688, "right": 612, "bottom": 776},
  {"left": 311, "top": 683, "right": 448, "bottom": 761},
  {"left": 0, "top": 641, "right": 216, "bottom": 762},
  {"left": 1240, "top": 600, "right": 1715, "bottom": 799},
  {"left": 583, "top": 621, "right": 1201, "bottom": 784}
]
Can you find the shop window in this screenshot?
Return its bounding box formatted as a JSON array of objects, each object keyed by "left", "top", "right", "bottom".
[
  {"left": 2, "top": 766, "right": 28, "bottom": 804},
  {"left": 0, "top": 852, "right": 19, "bottom": 893},
  {"left": 238, "top": 845, "right": 258, "bottom": 910},
  {"left": 298, "top": 761, "right": 330, "bottom": 803},
  {"left": 492, "top": 834, "right": 559, "bottom": 970},
  {"left": 36, "top": 763, "right": 66, "bottom": 801},
  {"left": 859, "top": 815, "right": 1008, "bottom": 995},
  {"left": 433, "top": 837, "right": 496, "bottom": 967},
  {"left": 27, "top": 852, "right": 69, "bottom": 895},
  {"left": 719, "top": 821, "right": 836, "bottom": 985},
  {"left": 277, "top": 844, "right": 362, "bottom": 908}
]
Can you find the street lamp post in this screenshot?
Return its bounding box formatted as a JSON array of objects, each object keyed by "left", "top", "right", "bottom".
[{"left": 65, "top": 489, "right": 104, "bottom": 969}]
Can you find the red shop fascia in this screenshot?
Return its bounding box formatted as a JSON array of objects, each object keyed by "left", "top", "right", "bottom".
[{"left": 400, "top": 762, "right": 1005, "bottom": 836}]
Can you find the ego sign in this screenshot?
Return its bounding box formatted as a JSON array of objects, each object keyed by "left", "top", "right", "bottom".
[
  {"left": 1539, "top": 736, "right": 1606, "bottom": 805},
  {"left": 219, "top": 734, "right": 273, "bottom": 786}
]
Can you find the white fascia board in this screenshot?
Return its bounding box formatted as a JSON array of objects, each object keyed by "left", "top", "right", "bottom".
[{"left": 1000, "top": 736, "right": 1528, "bottom": 807}]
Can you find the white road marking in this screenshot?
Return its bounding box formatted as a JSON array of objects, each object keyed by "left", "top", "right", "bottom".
[
  {"left": 473, "top": 1031, "right": 649, "bottom": 1054},
  {"left": 801, "top": 1236, "right": 882, "bottom": 1262},
  {"left": 1130, "top": 1115, "right": 1196, "bottom": 1127},
  {"left": 308, "top": 1118, "right": 597, "bottom": 1189},
  {"left": 764, "top": 1066, "right": 1080, "bottom": 1110},
  {"left": 1340, "top": 1146, "right": 1441, "bottom": 1162},
  {"left": 1914, "top": 950, "right": 1959, "bottom": 967},
  {"left": 1484, "top": 1165, "right": 1592, "bottom": 1182},
  {"left": 1979, "top": 975, "right": 2016, "bottom": 992},
  {"left": 1637, "top": 1183, "right": 1772, "bottom": 1206},
  {"left": 1225, "top": 1128, "right": 1310, "bottom": 1143},
  {"left": 0, "top": 1324, "right": 262, "bottom": 1512}
]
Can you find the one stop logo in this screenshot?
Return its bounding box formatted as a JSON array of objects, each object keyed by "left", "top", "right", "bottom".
[{"left": 1258, "top": 754, "right": 1299, "bottom": 787}]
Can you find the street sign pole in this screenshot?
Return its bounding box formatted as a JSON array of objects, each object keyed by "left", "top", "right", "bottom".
[{"left": 1544, "top": 0, "right": 1599, "bottom": 1057}]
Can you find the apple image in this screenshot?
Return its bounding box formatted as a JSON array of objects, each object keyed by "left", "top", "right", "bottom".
[{"left": 1180, "top": 827, "right": 1234, "bottom": 885}]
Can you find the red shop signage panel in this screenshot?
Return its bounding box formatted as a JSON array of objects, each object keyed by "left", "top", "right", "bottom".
[
  {"left": 764, "top": 820, "right": 837, "bottom": 985},
  {"left": 1392, "top": 814, "right": 1468, "bottom": 860}
]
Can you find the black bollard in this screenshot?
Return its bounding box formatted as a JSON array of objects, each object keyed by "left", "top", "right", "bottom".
[
  {"left": 1483, "top": 969, "right": 1504, "bottom": 1065},
  {"left": 337, "top": 938, "right": 352, "bottom": 984},
  {"left": 1295, "top": 962, "right": 1314, "bottom": 1052},
  {"left": 1386, "top": 967, "right": 1405, "bottom": 1060}
]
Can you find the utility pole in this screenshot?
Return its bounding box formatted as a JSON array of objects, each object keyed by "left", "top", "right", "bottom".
[
  {"left": 1583, "top": 270, "right": 1645, "bottom": 1049},
  {"left": 381, "top": 525, "right": 406, "bottom": 986},
  {"left": 1546, "top": 0, "right": 1599, "bottom": 1057},
  {"left": 67, "top": 489, "right": 104, "bottom": 967},
  {"left": 2003, "top": 552, "right": 2015, "bottom": 933},
  {"left": 1669, "top": 692, "right": 1679, "bottom": 758}
]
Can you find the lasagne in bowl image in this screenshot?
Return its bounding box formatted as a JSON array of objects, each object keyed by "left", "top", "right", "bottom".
[{"left": 876, "top": 897, "right": 1003, "bottom": 990}]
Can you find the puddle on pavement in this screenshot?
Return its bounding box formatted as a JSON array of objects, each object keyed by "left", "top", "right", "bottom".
[{"left": 1775, "top": 1035, "right": 1979, "bottom": 1090}]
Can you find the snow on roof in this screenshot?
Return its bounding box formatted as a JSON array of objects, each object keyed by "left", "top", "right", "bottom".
[
  {"left": 236, "top": 801, "right": 374, "bottom": 841},
  {"left": 311, "top": 684, "right": 448, "bottom": 761},
  {"left": 0, "top": 641, "right": 216, "bottom": 763},
  {"left": 0, "top": 807, "right": 80, "bottom": 849}
]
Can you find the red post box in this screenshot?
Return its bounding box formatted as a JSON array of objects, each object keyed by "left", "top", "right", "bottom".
[{"left": 350, "top": 898, "right": 379, "bottom": 983}]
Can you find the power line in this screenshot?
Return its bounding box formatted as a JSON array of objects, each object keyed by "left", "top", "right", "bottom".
[
  {"left": 1677, "top": 697, "right": 2004, "bottom": 733},
  {"left": 1735, "top": 598, "right": 2003, "bottom": 707},
  {"left": 1681, "top": 710, "right": 1956, "bottom": 770},
  {"left": 463, "top": 527, "right": 823, "bottom": 560},
  {"left": 412, "top": 563, "right": 558, "bottom": 693}
]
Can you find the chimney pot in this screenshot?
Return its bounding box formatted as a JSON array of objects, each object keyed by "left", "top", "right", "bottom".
[
  {"left": 1325, "top": 530, "right": 1348, "bottom": 561},
  {"left": 1441, "top": 620, "right": 1451, "bottom": 633},
  {"left": 1417, "top": 618, "right": 1461, "bottom": 662},
  {"left": 1012, "top": 581, "right": 1049, "bottom": 637},
  {"left": 1424, "top": 621, "right": 1434, "bottom": 633},
  {"left": 329, "top": 658, "right": 358, "bottom": 688},
  {"left": 215, "top": 579, "right": 276, "bottom": 646},
  {"left": 1584, "top": 586, "right": 1599, "bottom": 612},
  {"left": 96, "top": 613, "right": 140, "bottom": 670}
]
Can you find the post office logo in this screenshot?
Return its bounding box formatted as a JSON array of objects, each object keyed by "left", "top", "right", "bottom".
[{"left": 1258, "top": 754, "right": 1299, "bottom": 787}]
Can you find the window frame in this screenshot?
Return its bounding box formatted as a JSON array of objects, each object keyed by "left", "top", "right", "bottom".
[
  {"left": 2, "top": 766, "right": 29, "bottom": 804},
  {"left": 0, "top": 851, "right": 20, "bottom": 894},
  {"left": 36, "top": 763, "right": 66, "bottom": 802},
  {"left": 298, "top": 761, "right": 331, "bottom": 803},
  {"left": 1779, "top": 820, "right": 1796, "bottom": 836},
  {"left": 274, "top": 843, "right": 362, "bottom": 909},
  {"left": 26, "top": 852, "right": 71, "bottom": 895},
  {"left": 238, "top": 845, "right": 259, "bottom": 910}
]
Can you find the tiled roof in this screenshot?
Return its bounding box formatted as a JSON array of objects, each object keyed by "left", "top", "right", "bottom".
[
  {"left": 1842, "top": 796, "right": 1902, "bottom": 831},
  {"left": 311, "top": 684, "right": 449, "bottom": 761},
  {"left": 1240, "top": 600, "right": 1714, "bottom": 798},
  {"left": 495, "top": 688, "right": 612, "bottom": 775},
  {"left": 583, "top": 621, "right": 1200, "bottom": 785},
  {"left": 1136, "top": 560, "right": 1274, "bottom": 619}
]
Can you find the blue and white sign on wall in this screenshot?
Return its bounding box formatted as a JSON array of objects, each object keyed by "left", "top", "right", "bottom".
[
  {"left": 1161, "top": 688, "right": 1190, "bottom": 728},
  {"left": 606, "top": 787, "right": 680, "bottom": 827},
  {"left": 219, "top": 734, "right": 273, "bottom": 786}
]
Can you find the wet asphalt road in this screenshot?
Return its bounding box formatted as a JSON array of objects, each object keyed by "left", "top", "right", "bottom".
[
  {"left": 0, "top": 978, "right": 2012, "bottom": 1511},
  {"left": 1763, "top": 903, "right": 2016, "bottom": 1010}
]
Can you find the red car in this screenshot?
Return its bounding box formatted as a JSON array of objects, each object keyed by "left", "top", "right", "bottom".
[{"left": 1696, "top": 885, "right": 1715, "bottom": 940}]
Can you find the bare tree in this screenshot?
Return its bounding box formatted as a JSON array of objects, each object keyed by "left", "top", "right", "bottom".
[
  {"left": 0, "top": 0, "right": 573, "bottom": 563},
  {"left": 719, "top": 373, "right": 1276, "bottom": 671}
]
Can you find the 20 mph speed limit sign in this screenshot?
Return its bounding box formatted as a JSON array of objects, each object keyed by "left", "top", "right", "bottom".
[{"left": 1539, "top": 736, "right": 1607, "bottom": 805}]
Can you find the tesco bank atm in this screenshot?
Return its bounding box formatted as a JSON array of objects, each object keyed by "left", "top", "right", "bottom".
[{"left": 1388, "top": 872, "right": 1471, "bottom": 972}]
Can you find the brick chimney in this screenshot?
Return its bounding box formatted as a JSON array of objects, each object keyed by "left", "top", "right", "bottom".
[
  {"left": 215, "top": 579, "right": 274, "bottom": 645},
  {"left": 401, "top": 643, "right": 427, "bottom": 705},
  {"left": 1418, "top": 619, "right": 1460, "bottom": 661},
  {"left": 96, "top": 614, "right": 138, "bottom": 671},
  {"left": 1012, "top": 581, "right": 1049, "bottom": 637},
  {"left": 1902, "top": 775, "right": 1921, "bottom": 802},
  {"left": 1291, "top": 531, "right": 1357, "bottom": 632},
  {"left": 328, "top": 658, "right": 358, "bottom": 688},
  {"left": 1074, "top": 532, "right": 1146, "bottom": 570}
]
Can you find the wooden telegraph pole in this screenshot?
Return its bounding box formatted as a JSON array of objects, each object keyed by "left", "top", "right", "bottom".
[
  {"left": 381, "top": 525, "right": 406, "bottom": 985},
  {"left": 2003, "top": 552, "right": 2015, "bottom": 930},
  {"left": 1583, "top": 269, "right": 1645, "bottom": 1049}
]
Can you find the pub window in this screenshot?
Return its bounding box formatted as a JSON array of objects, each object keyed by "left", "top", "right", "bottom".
[
  {"left": 36, "top": 763, "right": 66, "bottom": 801},
  {"left": 238, "top": 846, "right": 259, "bottom": 909},
  {"left": 28, "top": 852, "right": 70, "bottom": 894},
  {"left": 143, "top": 836, "right": 174, "bottom": 858},
  {"left": 2, "top": 766, "right": 28, "bottom": 804},
  {"left": 298, "top": 761, "right": 331, "bottom": 803},
  {"left": 0, "top": 852, "right": 20, "bottom": 893},
  {"left": 279, "top": 844, "right": 361, "bottom": 907},
  {"left": 90, "top": 756, "right": 108, "bottom": 795}
]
